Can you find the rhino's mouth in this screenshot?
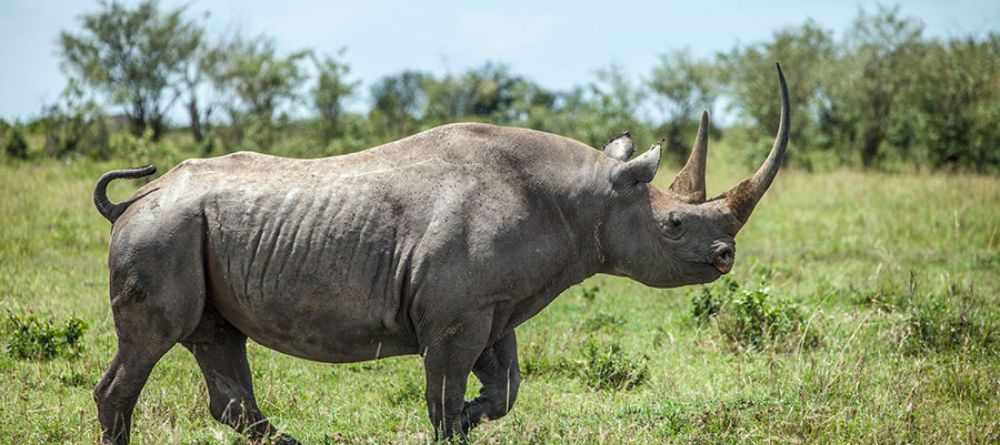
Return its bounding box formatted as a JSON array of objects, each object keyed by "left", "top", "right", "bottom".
[
  {"left": 712, "top": 249, "right": 734, "bottom": 274},
  {"left": 713, "top": 261, "right": 732, "bottom": 274}
]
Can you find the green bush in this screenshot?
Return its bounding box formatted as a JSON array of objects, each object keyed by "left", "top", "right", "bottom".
[
  {"left": 577, "top": 337, "right": 648, "bottom": 391},
  {"left": 693, "top": 276, "right": 820, "bottom": 352},
  {"left": 4, "top": 126, "right": 28, "bottom": 159},
  {"left": 1, "top": 313, "right": 88, "bottom": 361},
  {"left": 716, "top": 284, "right": 807, "bottom": 351},
  {"left": 520, "top": 335, "right": 574, "bottom": 379},
  {"left": 108, "top": 129, "right": 183, "bottom": 168},
  {"left": 690, "top": 277, "right": 737, "bottom": 324}
]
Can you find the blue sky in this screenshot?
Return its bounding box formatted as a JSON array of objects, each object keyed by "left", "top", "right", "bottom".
[{"left": 1, "top": 0, "right": 999, "bottom": 121}]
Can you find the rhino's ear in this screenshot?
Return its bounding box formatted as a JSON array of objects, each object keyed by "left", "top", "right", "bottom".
[
  {"left": 602, "top": 131, "right": 634, "bottom": 161},
  {"left": 609, "top": 141, "right": 661, "bottom": 189}
]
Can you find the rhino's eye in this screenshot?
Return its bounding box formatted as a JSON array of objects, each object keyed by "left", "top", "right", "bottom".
[{"left": 660, "top": 212, "right": 686, "bottom": 240}]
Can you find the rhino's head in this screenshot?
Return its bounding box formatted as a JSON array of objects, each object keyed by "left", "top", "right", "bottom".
[{"left": 600, "top": 64, "right": 789, "bottom": 288}]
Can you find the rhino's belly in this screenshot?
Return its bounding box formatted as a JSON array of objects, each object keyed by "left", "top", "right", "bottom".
[
  {"left": 206, "top": 269, "right": 420, "bottom": 362},
  {"left": 198, "top": 181, "right": 424, "bottom": 362},
  {"left": 204, "top": 227, "right": 420, "bottom": 363}
]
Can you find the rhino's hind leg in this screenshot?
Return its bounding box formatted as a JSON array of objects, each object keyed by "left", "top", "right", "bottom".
[
  {"left": 94, "top": 339, "right": 174, "bottom": 445},
  {"left": 460, "top": 331, "right": 520, "bottom": 433},
  {"left": 181, "top": 307, "right": 299, "bottom": 444},
  {"left": 95, "top": 235, "right": 206, "bottom": 444}
]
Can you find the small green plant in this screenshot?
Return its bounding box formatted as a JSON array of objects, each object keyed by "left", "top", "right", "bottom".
[
  {"left": 579, "top": 311, "right": 625, "bottom": 332},
  {"left": 520, "top": 337, "right": 574, "bottom": 378},
  {"left": 715, "top": 283, "right": 808, "bottom": 351},
  {"left": 690, "top": 277, "right": 737, "bottom": 324},
  {"left": 387, "top": 377, "right": 423, "bottom": 404},
  {"left": 688, "top": 274, "right": 819, "bottom": 351},
  {"left": 690, "top": 289, "right": 722, "bottom": 324},
  {"left": 578, "top": 285, "right": 600, "bottom": 303},
  {"left": 1, "top": 313, "right": 88, "bottom": 361},
  {"left": 59, "top": 371, "right": 91, "bottom": 388},
  {"left": 696, "top": 276, "right": 819, "bottom": 352},
  {"left": 577, "top": 337, "right": 648, "bottom": 391}
]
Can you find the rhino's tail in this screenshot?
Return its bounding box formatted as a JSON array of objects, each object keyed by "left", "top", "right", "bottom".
[{"left": 94, "top": 165, "right": 157, "bottom": 223}]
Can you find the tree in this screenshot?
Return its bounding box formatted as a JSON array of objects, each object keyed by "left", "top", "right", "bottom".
[
  {"left": 573, "top": 64, "right": 647, "bottom": 148},
  {"left": 311, "top": 50, "right": 357, "bottom": 144},
  {"left": 913, "top": 34, "right": 1000, "bottom": 169},
  {"left": 420, "top": 63, "right": 553, "bottom": 126},
  {"left": 718, "top": 21, "right": 836, "bottom": 167},
  {"left": 212, "top": 36, "right": 309, "bottom": 150},
  {"left": 369, "top": 71, "right": 427, "bottom": 137},
  {"left": 498, "top": 75, "right": 558, "bottom": 129},
  {"left": 178, "top": 33, "right": 224, "bottom": 148},
  {"left": 38, "top": 79, "right": 110, "bottom": 159},
  {"left": 59, "top": 0, "right": 202, "bottom": 140},
  {"left": 841, "top": 6, "right": 925, "bottom": 167},
  {"left": 647, "top": 50, "right": 719, "bottom": 164}
]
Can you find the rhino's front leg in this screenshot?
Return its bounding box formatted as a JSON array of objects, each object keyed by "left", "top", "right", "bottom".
[
  {"left": 461, "top": 331, "right": 519, "bottom": 433},
  {"left": 421, "top": 311, "right": 493, "bottom": 441}
]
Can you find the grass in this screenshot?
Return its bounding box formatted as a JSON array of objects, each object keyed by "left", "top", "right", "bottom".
[{"left": 1, "top": 144, "right": 999, "bottom": 444}]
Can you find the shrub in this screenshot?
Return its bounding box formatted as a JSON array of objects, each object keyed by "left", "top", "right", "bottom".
[
  {"left": 4, "top": 126, "right": 29, "bottom": 159},
  {"left": 38, "top": 81, "right": 110, "bottom": 159},
  {"left": 716, "top": 284, "right": 808, "bottom": 351},
  {"left": 577, "top": 337, "right": 648, "bottom": 391},
  {"left": 108, "top": 129, "right": 183, "bottom": 168},
  {"left": 1, "top": 313, "right": 88, "bottom": 361},
  {"left": 693, "top": 276, "right": 820, "bottom": 352}
]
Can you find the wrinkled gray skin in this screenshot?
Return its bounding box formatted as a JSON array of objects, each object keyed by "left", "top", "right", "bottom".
[{"left": 91, "top": 66, "right": 789, "bottom": 444}]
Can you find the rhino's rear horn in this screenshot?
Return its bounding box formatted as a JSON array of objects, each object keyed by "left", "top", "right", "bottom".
[{"left": 668, "top": 111, "right": 710, "bottom": 203}]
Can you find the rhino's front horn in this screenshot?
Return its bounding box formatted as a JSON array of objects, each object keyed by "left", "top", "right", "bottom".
[
  {"left": 668, "top": 110, "right": 710, "bottom": 203},
  {"left": 719, "top": 63, "right": 790, "bottom": 226}
]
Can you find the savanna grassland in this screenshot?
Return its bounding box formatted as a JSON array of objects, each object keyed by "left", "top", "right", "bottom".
[{"left": 1, "top": 144, "right": 999, "bottom": 444}]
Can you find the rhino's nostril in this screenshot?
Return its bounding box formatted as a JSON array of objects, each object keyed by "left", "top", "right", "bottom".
[
  {"left": 719, "top": 250, "right": 733, "bottom": 263},
  {"left": 713, "top": 246, "right": 735, "bottom": 274}
]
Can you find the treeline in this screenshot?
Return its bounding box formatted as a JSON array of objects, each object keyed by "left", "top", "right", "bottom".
[{"left": 2, "top": 2, "right": 998, "bottom": 171}]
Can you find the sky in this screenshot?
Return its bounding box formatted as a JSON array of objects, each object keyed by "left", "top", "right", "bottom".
[{"left": 1, "top": 0, "right": 999, "bottom": 122}]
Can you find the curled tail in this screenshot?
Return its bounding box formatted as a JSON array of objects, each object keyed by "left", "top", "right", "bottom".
[{"left": 94, "top": 165, "right": 157, "bottom": 223}]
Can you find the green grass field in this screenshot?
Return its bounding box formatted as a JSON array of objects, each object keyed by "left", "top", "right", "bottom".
[{"left": 1, "top": 151, "right": 999, "bottom": 444}]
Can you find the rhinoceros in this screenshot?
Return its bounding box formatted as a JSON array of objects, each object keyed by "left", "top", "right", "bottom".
[{"left": 91, "top": 65, "right": 789, "bottom": 444}]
